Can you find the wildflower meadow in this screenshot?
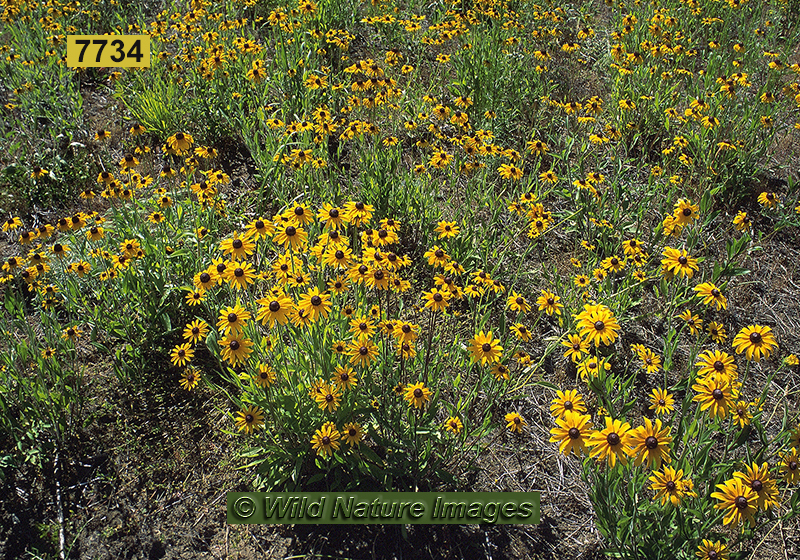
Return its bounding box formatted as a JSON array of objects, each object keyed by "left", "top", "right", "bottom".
[{"left": 1, "top": 0, "right": 800, "bottom": 557}]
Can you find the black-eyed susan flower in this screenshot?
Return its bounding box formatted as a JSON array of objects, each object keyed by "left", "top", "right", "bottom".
[
  {"left": 510, "top": 323, "right": 532, "bottom": 342},
  {"left": 679, "top": 309, "right": 703, "bottom": 334},
  {"left": 235, "top": 405, "right": 264, "bottom": 435},
  {"left": 536, "top": 290, "right": 563, "bottom": 316},
  {"left": 179, "top": 367, "right": 201, "bottom": 391},
  {"left": 311, "top": 422, "right": 341, "bottom": 457},
  {"left": 252, "top": 363, "right": 276, "bottom": 388},
  {"left": 220, "top": 232, "right": 255, "bottom": 260},
  {"left": 62, "top": 326, "right": 82, "bottom": 342},
  {"left": 170, "top": 343, "right": 194, "bottom": 367},
  {"left": 649, "top": 388, "right": 675, "bottom": 415},
  {"left": 342, "top": 422, "right": 363, "bottom": 446},
  {"left": 220, "top": 334, "right": 253, "bottom": 367},
  {"left": 661, "top": 247, "right": 698, "bottom": 279},
  {"left": 506, "top": 291, "right": 531, "bottom": 314},
  {"left": 217, "top": 304, "right": 251, "bottom": 336},
  {"left": 506, "top": 412, "right": 527, "bottom": 434},
  {"left": 696, "top": 540, "right": 729, "bottom": 560},
  {"left": 575, "top": 304, "right": 621, "bottom": 346},
  {"left": 550, "top": 411, "right": 591, "bottom": 455},
  {"left": 732, "top": 325, "right": 777, "bottom": 361},
  {"left": 314, "top": 381, "right": 341, "bottom": 413},
  {"left": 273, "top": 224, "right": 308, "bottom": 250},
  {"left": 423, "top": 245, "right": 450, "bottom": 268},
  {"left": 778, "top": 448, "right": 800, "bottom": 484},
  {"left": 695, "top": 349, "right": 738, "bottom": 381},
  {"left": 331, "top": 365, "right": 357, "bottom": 390},
  {"left": 673, "top": 198, "right": 699, "bottom": 226},
  {"left": 422, "top": 287, "right": 450, "bottom": 312},
  {"left": 225, "top": 261, "right": 256, "bottom": 290},
  {"left": 550, "top": 389, "right": 587, "bottom": 418},
  {"left": 649, "top": 467, "right": 689, "bottom": 507},
  {"left": 706, "top": 321, "right": 727, "bottom": 343},
  {"left": 692, "top": 377, "right": 735, "bottom": 420},
  {"left": 183, "top": 319, "right": 209, "bottom": 344},
  {"left": 757, "top": 191, "right": 779, "bottom": 208},
  {"left": 693, "top": 282, "right": 727, "bottom": 310},
  {"left": 404, "top": 381, "right": 432, "bottom": 409},
  {"left": 711, "top": 477, "right": 758, "bottom": 527},
  {"left": 733, "top": 462, "right": 779, "bottom": 511},
  {"left": 347, "top": 336, "right": 379, "bottom": 368},
  {"left": 185, "top": 290, "right": 205, "bottom": 306},
  {"left": 297, "top": 287, "right": 331, "bottom": 322},
  {"left": 435, "top": 221, "right": 460, "bottom": 239},
  {"left": 587, "top": 416, "right": 631, "bottom": 466},
  {"left": 627, "top": 417, "right": 672, "bottom": 468},
  {"left": 167, "top": 131, "right": 194, "bottom": 154},
  {"left": 444, "top": 416, "right": 463, "bottom": 434},
  {"left": 468, "top": 331, "right": 502, "bottom": 365}
]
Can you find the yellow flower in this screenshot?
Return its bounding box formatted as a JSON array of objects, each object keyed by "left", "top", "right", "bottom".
[
  {"left": 235, "top": 405, "right": 264, "bottom": 435},
  {"left": 468, "top": 330, "right": 503, "bottom": 365},
  {"left": 170, "top": 343, "right": 194, "bottom": 367},
  {"left": 587, "top": 416, "right": 631, "bottom": 466},
  {"left": 549, "top": 411, "right": 592, "bottom": 455},
  {"left": 711, "top": 477, "right": 758, "bottom": 527},
  {"left": 311, "top": 422, "right": 341, "bottom": 458},
  {"left": 403, "top": 381, "right": 432, "bottom": 409},
  {"left": 732, "top": 325, "right": 778, "bottom": 361},
  {"left": 505, "top": 412, "right": 528, "bottom": 434}
]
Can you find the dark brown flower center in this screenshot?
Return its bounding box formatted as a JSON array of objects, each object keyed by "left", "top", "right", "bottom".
[
  {"left": 414, "top": 388, "right": 423, "bottom": 398},
  {"left": 594, "top": 320, "right": 605, "bottom": 331},
  {"left": 433, "top": 293, "right": 443, "bottom": 302},
  {"left": 349, "top": 429, "right": 357, "bottom": 436},
  {"left": 311, "top": 295, "right": 322, "bottom": 306},
  {"left": 666, "top": 480, "right": 676, "bottom": 491},
  {"left": 234, "top": 268, "right": 244, "bottom": 277},
  {"left": 789, "top": 461, "right": 798, "bottom": 471},
  {"left": 547, "top": 298, "right": 554, "bottom": 305},
  {"left": 228, "top": 313, "right": 238, "bottom": 323},
  {"left": 735, "top": 496, "right": 749, "bottom": 509},
  {"left": 322, "top": 436, "right": 330, "bottom": 445},
  {"left": 516, "top": 297, "right": 524, "bottom": 305},
  {"left": 659, "top": 399, "right": 666, "bottom": 406},
  {"left": 568, "top": 427, "right": 580, "bottom": 439},
  {"left": 269, "top": 301, "right": 280, "bottom": 312},
  {"left": 229, "top": 340, "right": 240, "bottom": 350},
  {"left": 714, "top": 360, "right": 724, "bottom": 371},
  {"left": 482, "top": 343, "right": 492, "bottom": 352},
  {"left": 749, "top": 331, "right": 761, "bottom": 343},
  {"left": 607, "top": 433, "right": 620, "bottom": 446},
  {"left": 325, "top": 393, "right": 333, "bottom": 402},
  {"left": 435, "top": 249, "right": 444, "bottom": 258},
  {"left": 245, "top": 414, "right": 253, "bottom": 422},
  {"left": 255, "top": 220, "right": 265, "bottom": 229},
  {"left": 682, "top": 208, "right": 692, "bottom": 216},
  {"left": 232, "top": 239, "right": 243, "bottom": 249},
  {"left": 712, "top": 389, "right": 724, "bottom": 400},
  {"left": 355, "top": 202, "right": 364, "bottom": 210},
  {"left": 645, "top": 436, "right": 658, "bottom": 449},
  {"left": 335, "top": 250, "right": 344, "bottom": 259},
  {"left": 711, "top": 288, "right": 720, "bottom": 296},
  {"left": 751, "top": 479, "right": 763, "bottom": 492},
  {"left": 563, "top": 401, "right": 573, "bottom": 410},
  {"left": 294, "top": 206, "right": 304, "bottom": 216},
  {"left": 329, "top": 208, "right": 339, "bottom": 218},
  {"left": 678, "top": 256, "right": 687, "bottom": 265},
  {"left": 286, "top": 226, "right": 297, "bottom": 236},
  {"left": 359, "top": 346, "right": 368, "bottom": 355}
]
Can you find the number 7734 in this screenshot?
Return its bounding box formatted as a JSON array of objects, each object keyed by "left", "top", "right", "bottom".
[{"left": 67, "top": 35, "right": 150, "bottom": 68}]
